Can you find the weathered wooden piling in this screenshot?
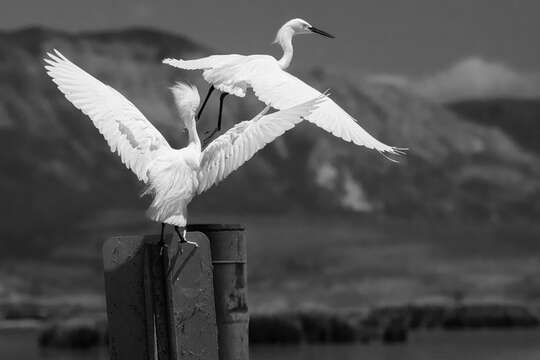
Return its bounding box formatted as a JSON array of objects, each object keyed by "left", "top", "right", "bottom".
[{"left": 103, "top": 225, "right": 248, "bottom": 360}]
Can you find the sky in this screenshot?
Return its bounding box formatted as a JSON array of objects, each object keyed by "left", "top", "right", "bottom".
[{"left": 1, "top": 0, "right": 539, "bottom": 76}]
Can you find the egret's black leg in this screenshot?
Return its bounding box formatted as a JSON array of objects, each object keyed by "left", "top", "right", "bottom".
[
  {"left": 203, "top": 92, "right": 228, "bottom": 146},
  {"left": 159, "top": 223, "right": 167, "bottom": 255},
  {"left": 197, "top": 85, "right": 215, "bottom": 120},
  {"left": 174, "top": 226, "right": 185, "bottom": 243},
  {"left": 174, "top": 226, "right": 185, "bottom": 255},
  {"left": 217, "top": 92, "right": 228, "bottom": 132}
]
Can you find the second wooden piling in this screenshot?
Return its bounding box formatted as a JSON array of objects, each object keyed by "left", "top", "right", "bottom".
[{"left": 187, "top": 224, "right": 249, "bottom": 360}]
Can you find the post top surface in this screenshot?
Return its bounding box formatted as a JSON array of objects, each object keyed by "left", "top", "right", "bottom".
[{"left": 186, "top": 224, "right": 244, "bottom": 231}]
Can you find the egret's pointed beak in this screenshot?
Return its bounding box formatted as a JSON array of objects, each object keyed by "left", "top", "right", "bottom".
[{"left": 308, "top": 26, "right": 335, "bottom": 39}]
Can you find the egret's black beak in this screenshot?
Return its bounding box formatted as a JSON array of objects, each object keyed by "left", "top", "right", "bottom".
[{"left": 309, "top": 26, "right": 335, "bottom": 39}]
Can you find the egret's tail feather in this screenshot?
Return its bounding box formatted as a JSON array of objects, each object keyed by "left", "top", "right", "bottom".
[
  {"left": 163, "top": 55, "right": 243, "bottom": 71},
  {"left": 163, "top": 58, "right": 210, "bottom": 70}
]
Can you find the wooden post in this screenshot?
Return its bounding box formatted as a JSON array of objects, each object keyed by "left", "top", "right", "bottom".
[
  {"left": 187, "top": 224, "right": 249, "bottom": 360},
  {"left": 103, "top": 235, "right": 158, "bottom": 360},
  {"left": 103, "top": 231, "right": 219, "bottom": 360}
]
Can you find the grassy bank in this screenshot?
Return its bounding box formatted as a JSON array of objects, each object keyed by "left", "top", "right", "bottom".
[
  {"left": 250, "top": 301, "right": 540, "bottom": 345},
  {"left": 2, "top": 300, "right": 538, "bottom": 348}
]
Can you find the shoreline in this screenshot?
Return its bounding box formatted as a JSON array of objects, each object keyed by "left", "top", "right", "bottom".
[{"left": 2, "top": 300, "right": 539, "bottom": 347}]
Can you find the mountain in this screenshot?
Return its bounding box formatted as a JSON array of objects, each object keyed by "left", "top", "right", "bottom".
[
  {"left": 1, "top": 27, "right": 540, "bottom": 253},
  {"left": 448, "top": 99, "right": 540, "bottom": 155}
]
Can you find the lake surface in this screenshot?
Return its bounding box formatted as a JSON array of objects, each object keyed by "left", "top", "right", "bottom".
[{"left": 1, "top": 328, "right": 540, "bottom": 360}]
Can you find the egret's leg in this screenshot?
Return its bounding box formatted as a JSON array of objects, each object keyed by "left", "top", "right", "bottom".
[
  {"left": 173, "top": 226, "right": 184, "bottom": 254},
  {"left": 159, "top": 223, "right": 167, "bottom": 255},
  {"left": 167, "top": 228, "right": 199, "bottom": 280},
  {"left": 197, "top": 85, "right": 215, "bottom": 120},
  {"left": 182, "top": 229, "right": 198, "bottom": 247},
  {"left": 203, "top": 92, "right": 228, "bottom": 146},
  {"left": 174, "top": 226, "right": 199, "bottom": 254},
  {"left": 216, "top": 92, "right": 228, "bottom": 132}
]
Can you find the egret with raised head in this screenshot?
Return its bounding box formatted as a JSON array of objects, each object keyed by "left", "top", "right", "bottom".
[{"left": 45, "top": 50, "right": 323, "bottom": 250}]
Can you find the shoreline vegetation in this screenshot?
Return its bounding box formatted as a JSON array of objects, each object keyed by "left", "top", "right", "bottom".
[{"left": 1, "top": 299, "right": 539, "bottom": 348}]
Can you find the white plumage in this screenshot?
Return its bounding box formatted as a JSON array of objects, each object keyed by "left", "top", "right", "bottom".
[
  {"left": 44, "top": 49, "right": 323, "bottom": 228},
  {"left": 164, "top": 18, "right": 406, "bottom": 157}
]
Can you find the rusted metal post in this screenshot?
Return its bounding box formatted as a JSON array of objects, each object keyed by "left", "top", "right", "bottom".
[
  {"left": 187, "top": 224, "right": 249, "bottom": 360},
  {"left": 103, "top": 232, "right": 219, "bottom": 360}
]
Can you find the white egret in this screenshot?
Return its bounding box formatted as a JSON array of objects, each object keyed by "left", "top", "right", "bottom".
[
  {"left": 163, "top": 18, "right": 406, "bottom": 159},
  {"left": 44, "top": 50, "right": 323, "bottom": 248}
]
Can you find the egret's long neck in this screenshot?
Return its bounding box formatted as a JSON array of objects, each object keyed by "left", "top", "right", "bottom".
[
  {"left": 276, "top": 28, "right": 294, "bottom": 70},
  {"left": 185, "top": 116, "right": 201, "bottom": 152}
]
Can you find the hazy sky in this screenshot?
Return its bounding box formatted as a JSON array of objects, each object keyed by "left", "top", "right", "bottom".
[{"left": 2, "top": 0, "right": 539, "bottom": 74}]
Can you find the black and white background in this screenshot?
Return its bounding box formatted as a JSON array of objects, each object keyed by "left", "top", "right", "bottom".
[{"left": 1, "top": 1, "right": 540, "bottom": 359}]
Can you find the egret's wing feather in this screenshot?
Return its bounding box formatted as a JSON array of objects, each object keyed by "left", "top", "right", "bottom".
[
  {"left": 164, "top": 54, "right": 249, "bottom": 97},
  {"left": 163, "top": 54, "right": 244, "bottom": 70},
  {"left": 205, "top": 56, "right": 405, "bottom": 155},
  {"left": 44, "top": 50, "right": 171, "bottom": 182},
  {"left": 197, "top": 95, "right": 324, "bottom": 194}
]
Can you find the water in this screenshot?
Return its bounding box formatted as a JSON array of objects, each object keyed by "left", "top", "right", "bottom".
[
  {"left": 253, "top": 330, "right": 540, "bottom": 360},
  {"left": 0, "top": 329, "right": 107, "bottom": 360},
  {"left": 1, "top": 328, "right": 540, "bottom": 360}
]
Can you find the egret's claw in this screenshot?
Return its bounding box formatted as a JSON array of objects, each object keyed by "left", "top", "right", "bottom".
[
  {"left": 184, "top": 240, "right": 199, "bottom": 248},
  {"left": 178, "top": 239, "right": 199, "bottom": 255}
]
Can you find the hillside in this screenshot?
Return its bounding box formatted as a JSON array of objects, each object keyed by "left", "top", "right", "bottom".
[
  {"left": 449, "top": 99, "right": 540, "bottom": 155},
  {"left": 0, "top": 27, "right": 540, "bottom": 254}
]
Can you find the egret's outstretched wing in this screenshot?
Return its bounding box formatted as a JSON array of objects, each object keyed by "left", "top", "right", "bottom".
[
  {"left": 163, "top": 54, "right": 244, "bottom": 71},
  {"left": 203, "top": 55, "right": 406, "bottom": 156},
  {"left": 45, "top": 50, "right": 171, "bottom": 182},
  {"left": 197, "top": 95, "right": 324, "bottom": 194}
]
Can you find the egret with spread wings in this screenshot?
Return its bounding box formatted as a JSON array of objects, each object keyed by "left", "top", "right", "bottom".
[
  {"left": 164, "top": 18, "right": 406, "bottom": 159},
  {"left": 44, "top": 50, "right": 322, "bottom": 249}
]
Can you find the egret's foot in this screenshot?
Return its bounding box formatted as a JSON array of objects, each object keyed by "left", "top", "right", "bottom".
[
  {"left": 178, "top": 239, "right": 198, "bottom": 257},
  {"left": 173, "top": 226, "right": 183, "bottom": 255},
  {"left": 174, "top": 226, "right": 198, "bottom": 255},
  {"left": 180, "top": 239, "right": 199, "bottom": 248}
]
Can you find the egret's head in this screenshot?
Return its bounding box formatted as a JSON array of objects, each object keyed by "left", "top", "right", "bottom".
[
  {"left": 170, "top": 82, "right": 200, "bottom": 127},
  {"left": 275, "top": 18, "right": 335, "bottom": 43}
]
